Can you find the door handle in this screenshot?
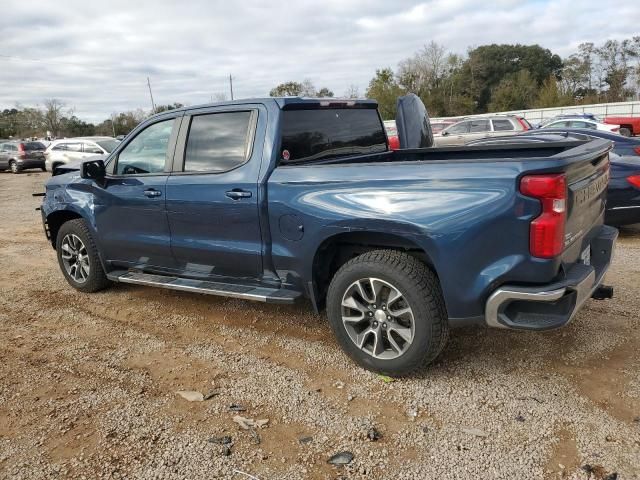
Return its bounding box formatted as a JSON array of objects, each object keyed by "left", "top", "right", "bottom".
[
  {"left": 225, "top": 189, "right": 252, "bottom": 200},
  {"left": 143, "top": 189, "right": 162, "bottom": 198}
]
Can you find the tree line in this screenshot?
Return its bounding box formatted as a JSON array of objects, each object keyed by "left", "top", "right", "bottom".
[
  {"left": 3, "top": 37, "right": 639, "bottom": 138},
  {"left": 364, "top": 38, "right": 640, "bottom": 119},
  {"left": 0, "top": 101, "right": 184, "bottom": 140}
]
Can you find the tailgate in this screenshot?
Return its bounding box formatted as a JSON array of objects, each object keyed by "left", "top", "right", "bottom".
[{"left": 563, "top": 142, "right": 611, "bottom": 251}]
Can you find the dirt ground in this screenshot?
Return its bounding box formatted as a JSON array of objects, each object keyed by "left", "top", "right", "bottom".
[{"left": 0, "top": 171, "right": 639, "bottom": 480}]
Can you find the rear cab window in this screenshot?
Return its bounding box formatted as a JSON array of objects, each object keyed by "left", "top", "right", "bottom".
[{"left": 279, "top": 107, "right": 387, "bottom": 165}]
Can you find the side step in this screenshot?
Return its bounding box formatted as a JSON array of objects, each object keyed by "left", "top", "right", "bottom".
[{"left": 107, "top": 271, "right": 301, "bottom": 304}]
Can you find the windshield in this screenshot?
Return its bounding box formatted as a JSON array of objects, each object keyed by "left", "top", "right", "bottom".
[{"left": 96, "top": 139, "right": 120, "bottom": 153}]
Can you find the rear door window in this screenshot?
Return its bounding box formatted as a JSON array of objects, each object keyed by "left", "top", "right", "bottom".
[
  {"left": 280, "top": 108, "right": 387, "bottom": 164},
  {"left": 470, "top": 120, "right": 490, "bottom": 133},
  {"left": 492, "top": 119, "right": 515, "bottom": 131},
  {"left": 447, "top": 121, "right": 470, "bottom": 134},
  {"left": 183, "top": 111, "right": 254, "bottom": 172},
  {"left": 24, "top": 142, "right": 45, "bottom": 151}
]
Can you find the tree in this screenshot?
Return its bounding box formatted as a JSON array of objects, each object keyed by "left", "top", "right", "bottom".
[
  {"left": 365, "top": 68, "right": 406, "bottom": 120},
  {"left": 43, "top": 99, "right": 67, "bottom": 136},
  {"left": 459, "top": 44, "right": 562, "bottom": 111},
  {"left": 154, "top": 102, "right": 184, "bottom": 113},
  {"left": 269, "top": 81, "right": 305, "bottom": 97},
  {"left": 316, "top": 87, "right": 334, "bottom": 97},
  {"left": 535, "top": 75, "right": 573, "bottom": 108},
  {"left": 488, "top": 69, "right": 538, "bottom": 111},
  {"left": 344, "top": 85, "right": 360, "bottom": 98}
]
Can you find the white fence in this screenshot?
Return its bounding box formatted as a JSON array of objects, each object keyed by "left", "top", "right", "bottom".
[{"left": 432, "top": 101, "right": 640, "bottom": 124}]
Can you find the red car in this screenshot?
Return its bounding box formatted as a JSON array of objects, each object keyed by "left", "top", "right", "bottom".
[{"left": 604, "top": 116, "right": 640, "bottom": 137}]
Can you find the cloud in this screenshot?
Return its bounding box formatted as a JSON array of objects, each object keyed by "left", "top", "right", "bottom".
[{"left": 0, "top": 0, "right": 637, "bottom": 123}]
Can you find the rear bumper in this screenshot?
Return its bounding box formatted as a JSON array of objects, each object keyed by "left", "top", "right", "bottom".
[
  {"left": 17, "top": 158, "right": 45, "bottom": 169},
  {"left": 484, "top": 225, "right": 618, "bottom": 330}
]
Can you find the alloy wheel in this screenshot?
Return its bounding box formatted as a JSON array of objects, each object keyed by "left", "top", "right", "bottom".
[
  {"left": 341, "top": 277, "right": 415, "bottom": 360},
  {"left": 60, "top": 234, "right": 90, "bottom": 283}
]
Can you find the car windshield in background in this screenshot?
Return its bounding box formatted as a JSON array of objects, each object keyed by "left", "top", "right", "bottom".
[
  {"left": 280, "top": 108, "right": 387, "bottom": 164},
  {"left": 24, "top": 142, "right": 45, "bottom": 151},
  {"left": 96, "top": 139, "right": 120, "bottom": 153}
]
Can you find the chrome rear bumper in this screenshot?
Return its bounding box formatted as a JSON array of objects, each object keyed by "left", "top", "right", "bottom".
[{"left": 484, "top": 225, "right": 617, "bottom": 330}]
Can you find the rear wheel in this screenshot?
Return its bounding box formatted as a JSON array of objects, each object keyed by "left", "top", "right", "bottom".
[
  {"left": 9, "top": 161, "right": 20, "bottom": 174},
  {"left": 619, "top": 127, "right": 631, "bottom": 137},
  {"left": 326, "top": 250, "right": 449, "bottom": 376},
  {"left": 56, "top": 219, "right": 112, "bottom": 293}
]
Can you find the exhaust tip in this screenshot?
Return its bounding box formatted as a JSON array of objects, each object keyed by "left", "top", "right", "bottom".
[{"left": 592, "top": 285, "right": 614, "bottom": 300}]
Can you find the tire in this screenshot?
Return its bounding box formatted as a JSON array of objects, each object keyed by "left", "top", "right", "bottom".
[
  {"left": 326, "top": 250, "right": 449, "bottom": 376},
  {"left": 9, "top": 161, "right": 20, "bottom": 174},
  {"left": 56, "top": 219, "right": 112, "bottom": 293},
  {"left": 619, "top": 127, "right": 631, "bottom": 137}
]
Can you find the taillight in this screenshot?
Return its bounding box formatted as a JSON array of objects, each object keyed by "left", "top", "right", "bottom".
[
  {"left": 634, "top": 147, "right": 640, "bottom": 156},
  {"left": 628, "top": 175, "right": 640, "bottom": 189},
  {"left": 520, "top": 173, "right": 567, "bottom": 258},
  {"left": 17, "top": 143, "right": 26, "bottom": 159},
  {"left": 516, "top": 117, "right": 530, "bottom": 131},
  {"left": 611, "top": 127, "right": 619, "bottom": 132},
  {"left": 388, "top": 135, "right": 400, "bottom": 151}
]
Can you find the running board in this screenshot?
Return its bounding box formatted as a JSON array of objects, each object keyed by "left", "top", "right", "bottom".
[{"left": 107, "top": 271, "right": 301, "bottom": 304}]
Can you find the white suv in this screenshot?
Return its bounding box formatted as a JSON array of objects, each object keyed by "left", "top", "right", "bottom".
[{"left": 44, "top": 137, "right": 120, "bottom": 172}]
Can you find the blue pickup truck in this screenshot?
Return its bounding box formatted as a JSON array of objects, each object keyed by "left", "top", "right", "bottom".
[{"left": 41, "top": 96, "right": 617, "bottom": 375}]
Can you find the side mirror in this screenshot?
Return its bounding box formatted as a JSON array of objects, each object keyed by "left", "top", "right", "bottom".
[
  {"left": 81, "top": 159, "right": 106, "bottom": 182},
  {"left": 441, "top": 131, "right": 449, "bottom": 136}
]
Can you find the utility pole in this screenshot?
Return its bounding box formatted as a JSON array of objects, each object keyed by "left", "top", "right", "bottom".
[
  {"left": 147, "top": 76, "right": 156, "bottom": 113},
  {"left": 111, "top": 114, "right": 116, "bottom": 137},
  {"left": 229, "top": 74, "right": 234, "bottom": 101}
]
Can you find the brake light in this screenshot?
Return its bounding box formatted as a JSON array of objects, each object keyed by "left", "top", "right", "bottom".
[
  {"left": 611, "top": 127, "right": 619, "bottom": 132},
  {"left": 388, "top": 135, "right": 400, "bottom": 151},
  {"left": 634, "top": 147, "right": 640, "bottom": 156},
  {"left": 516, "top": 117, "right": 531, "bottom": 131},
  {"left": 628, "top": 175, "right": 640, "bottom": 189},
  {"left": 17, "top": 143, "right": 26, "bottom": 159},
  {"left": 520, "top": 174, "right": 567, "bottom": 258}
]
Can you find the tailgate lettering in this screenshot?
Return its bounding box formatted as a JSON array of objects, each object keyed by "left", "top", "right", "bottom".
[{"left": 574, "top": 171, "right": 609, "bottom": 208}]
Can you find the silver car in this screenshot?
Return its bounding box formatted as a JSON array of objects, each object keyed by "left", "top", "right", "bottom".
[
  {"left": 433, "top": 115, "right": 532, "bottom": 147},
  {"left": 44, "top": 136, "right": 120, "bottom": 172}
]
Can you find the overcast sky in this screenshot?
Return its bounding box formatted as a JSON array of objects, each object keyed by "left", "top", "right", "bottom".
[{"left": 1, "top": 0, "right": 638, "bottom": 123}]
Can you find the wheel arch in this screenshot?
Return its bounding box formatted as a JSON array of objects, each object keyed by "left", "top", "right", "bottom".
[
  {"left": 309, "top": 230, "right": 439, "bottom": 312},
  {"left": 46, "top": 209, "right": 86, "bottom": 249}
]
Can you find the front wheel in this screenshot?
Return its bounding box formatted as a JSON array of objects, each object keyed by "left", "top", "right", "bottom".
[
  {"left": 326, "top": 250, "right": 449, "bottom": 376},
  {"left": 10, "top": 161, "right": 20, "bottom": 174},
  {"left": 56, "top": 219, "right": 112, "bottom": 293}
]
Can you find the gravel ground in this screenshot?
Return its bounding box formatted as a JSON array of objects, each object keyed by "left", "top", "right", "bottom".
[{"left": 0, "top": 171, "right": 639, "bottom": 480}]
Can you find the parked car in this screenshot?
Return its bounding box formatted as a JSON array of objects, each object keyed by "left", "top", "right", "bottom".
[
  {"left": 521, "top": 128, "right": 640, "bottom": 158},
  {"left": 470, "top": 131, "right": 640, "bottom": 226},
  {"left": 430, "top": 120, "right": 456, "bottom": 134},
  {"left": 44, "top": 137, "right": 120, "bottom": 173},
  {"left": 0, "top": 140, "right": 46, "bottom": 173},
  {"left": 40, "top": 95, "right": 616, "bottom": 375},
  {"left": 604, "top": 116, "right": 640, "bottom": 137},
  {"left": 433, "top": 115, "right": 532, "bottom": 146},
  {"left": 605, "top": 152, "right": 640, "bottom": 225},
  {"left": 537, "top": 114, "right": 602, "bottom": 127},
  {"left": 540, "top": 118, "right": 620, "bottom": 133}
]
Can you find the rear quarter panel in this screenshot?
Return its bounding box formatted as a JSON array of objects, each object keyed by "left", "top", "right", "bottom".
[{"left": 267, "top": 160, "right": 565, "bottom": 320}]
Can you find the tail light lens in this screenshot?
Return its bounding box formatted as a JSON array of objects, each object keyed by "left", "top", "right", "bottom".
[
  {"left": 611, "top": 127, "right": 619, "bottom": 132},
  {"left": 634, "top": 147, "right": 640, "bottom": 156},
  {"left": 516, "top": 117, "right": 531, "bottom": 131},
  {"left": 520, "top": 173, "right": 567, "bottom": 258},
  {"left": 628, "top": 175, "right": 640, "bottom": 189},
  {"left": 388, "top": 135, "right": 400, "bottom": 151},
  {"left": 17, "top": 143, "right": 26, "bottom": 159}
]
